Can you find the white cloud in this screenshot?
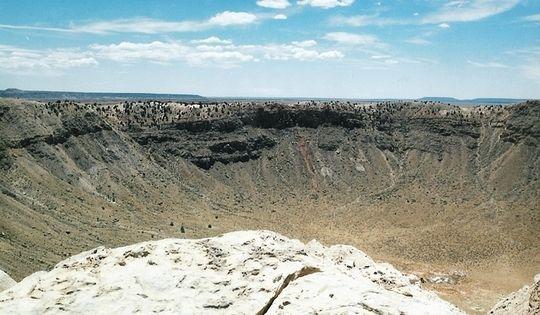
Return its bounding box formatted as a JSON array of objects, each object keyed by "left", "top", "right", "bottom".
[
  {"left": 90, "top": 41, "right": 254, "bottom": 68},
  {"left": 257, "top": 0, "right": 290, "bottom": 9},
  {"left": 520, "top": 62, "right": 540, "bottom": 80},
  {"left": 72, "top": 18, "right": 198, "bottom": 34},
  {"left": 318, "top": 50, "right": 344, "bottom": 59},
  {"left": 90, "top": 39, "right": 342, "bottom": 67},
  {"left": 506, "top": 46, "right": 540, "bottom": 57},
  {"left": 274, "top": 14, "right": 288, "bottom": 20},
  {"left": 405, "top": 38, "right": 431, "bottom": 45},
  {"left": 330, "top": 14, "right": 404, "bottom": 27},
  {"left": 323, "top": 32, "right": 381, "bottom": 46},
  {"left": 297, "top": 0, "right": 354, "bottom": 9},
  {"left": 90, "top": 41, "right": 189, "bottom": 62},
  {"left": 188, "top": 51, "right": 255, "bottom": 66},
  {"left": 0, "top": 45, "right": 97, "bottom": 73},
  {"left": 505, "top": 46, "right": 540, "bottom": 81},
  {"left": 191, "top": 37, "right": 232, "bottom": 45},
  {"left": 365, "top": 55, "right": 409, "bottom": 66},
  {"left": 292, "top": 40, "right": 317, "bottom": 47},
  {"left": 251, "top": 43, "right": 343, "bottom": 61},
  {"left": 332, "top": 1, "right": 519, "bottom": 27},
  {"left": 422, "top": 0, "right": 520, "bottom": 24},
  {"left": 331, "top": 15, "right": 373, "bottom": 26},
  {"left": 0, "top": 36, "right": 344, "bottom": 73},
  {"left": 0, "top": 24, "right": 77, "bottom": 33},
  {"left": 384, "top": 59, "right": 399, "bottom": 64},
  {"left": 467, "top": 60, "right": 509, "bottom": 68},
  {"left": 523, "top": 14, "right": 540, "bottom": 23},
  {"left": 0, "top": 12, "right": 258, "bottom": 35},
  {"left": 208, "top": 11, "right": 258, "bottom": 26}
]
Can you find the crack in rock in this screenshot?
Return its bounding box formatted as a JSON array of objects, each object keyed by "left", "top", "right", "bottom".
[{"left": 256, "top": 266, "right": 320, "bottom": 315}]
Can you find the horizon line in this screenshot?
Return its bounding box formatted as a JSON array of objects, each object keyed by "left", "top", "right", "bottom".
[{"left": 0, "top": 88, "right": 533, "bottom": 102}]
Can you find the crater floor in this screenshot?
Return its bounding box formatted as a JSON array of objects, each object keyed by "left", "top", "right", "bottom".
[{"left": 0, "top": 99, "right": 538, "bottom": 313}]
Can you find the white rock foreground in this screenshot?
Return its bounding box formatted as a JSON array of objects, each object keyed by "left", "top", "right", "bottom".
[
  {"left": 0, "top": 230, "right": 464, "bottom": 314},
  {"left": 0, "top": 270, "right": 16, "bottom": 292},
  {"left": 489, "top": 273, "right": 540, "bottom": 315}
]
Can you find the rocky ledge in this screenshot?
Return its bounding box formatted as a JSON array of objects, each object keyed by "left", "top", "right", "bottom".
[
  {"left": 0, "top": 270, "right": 15, "bottom": 292},
  {"left": 489, "top": 273, "right": 540, "bottom": 315},
  {"left": 0, "top": 230, "right": 463, "bottom": 314}
]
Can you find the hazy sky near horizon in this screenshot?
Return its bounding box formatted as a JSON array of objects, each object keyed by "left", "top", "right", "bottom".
[{"left": 0, "top": 0, "right": 539, "bottom": 98}]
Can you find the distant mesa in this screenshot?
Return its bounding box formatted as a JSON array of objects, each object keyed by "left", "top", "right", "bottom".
[
  {"left": 419, "top": 96, "right": 525, "bottom": 105},
  {"left": 0, "top": 88, "right": 206, "bottom": 102},
  {"left": 0, "top": 89, "right": 528, "bottom": 105}
]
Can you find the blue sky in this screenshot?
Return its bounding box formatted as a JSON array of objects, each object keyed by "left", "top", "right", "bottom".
[{"left": 0, "top": 0, "right": 539, "bottom": 98}]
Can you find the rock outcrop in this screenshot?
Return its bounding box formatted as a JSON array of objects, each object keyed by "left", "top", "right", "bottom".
[
  {"left": 489, "top": 273, "right": 540, "bottom": 315},
  {"left": 0, "top": 231, "right": 463, "bottom": 314},
  {"left": 0, "top": 270, "right": 15, "bottom": 292}
]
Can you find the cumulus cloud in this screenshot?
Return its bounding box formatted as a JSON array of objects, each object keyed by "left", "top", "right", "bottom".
[
  {"left": 405, "top": 38, "right": 431, "bottom": 45},
  {"left": 323, "top": 32, "right": 381, "bottom": 46},
  {"left": 0, "top": 36, "right": 344, "bottom": 73},
  {"left": 318, "top": 50, "right": 344, "bottom": 59},
  {"left": 523, "top": 13, "right": 540, "bottom": 23},
  {"left": 297, "top": 0, "right": 354, "bottom": 9},
  {"left": 89, "top": 39, "right": 343, "bottom": 67},
  {"left": 90, "top": 41, "right": 189, "bottom": 62},
  {"left": 257, "top": 0, "right": 290, "bottom": 9},
  {"left": 274, "top": 14, "right": 288, "bottom": 20},
  {"left": 292, "top": 40, "right": 317, "bottom": 47},
  {"left": 190, "top": 37, "right": 233, "bottom": 45},
  {"left": 258, "top": 45, "right": 343, "bottom": 60},
  {"left": 188, "top": 51, "right": 255, "bottom": 66},
  {"left": 438, "top": 23, "right": 450, "bottom": 28},
  {"left": 89, "top": 41, "right": 256, "bottom": 68},
  {"left": 208, "top": 11, "right": 258, "bottom": 26},
  {"left": 244, "top": 42, "right": 343, "bottom": 61},
  {"left": 330, "top": 14, "right": 402, "bottom": 27},
  {"left": 0, "top": 45, "right": 97, "bottom": 73},
  {"left": 370, "top": 55, "right": 392, "bottom": 61}
]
